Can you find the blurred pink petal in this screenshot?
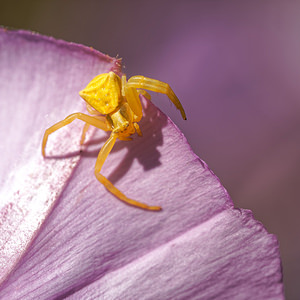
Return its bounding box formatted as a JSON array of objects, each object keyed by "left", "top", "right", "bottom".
[{"left": 0, "top": 29, "right": 283, "bottom": 299}]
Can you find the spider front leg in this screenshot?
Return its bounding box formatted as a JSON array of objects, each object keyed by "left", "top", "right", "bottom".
[
  {"left": 80, "top": 123, "right": 91, "bottom": 145},
  {"left": 122, "top": 74, "right": 143, "bottom": 122},
  {"left": 80, "top": 115, "right": 108, "bottom": 145},
  {"left": 94, "top": 133, "right": 161, "bottom": 211},
  {"left": 42, "top": 112, "right": 109, "bottom": 156},
  {"left": 127, "top": 76, "right": 186, "bottom": 120}
]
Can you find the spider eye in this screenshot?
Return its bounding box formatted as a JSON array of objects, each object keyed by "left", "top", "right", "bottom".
[{"left": 79, "top": 72, "right": 122, "bottom": 114}]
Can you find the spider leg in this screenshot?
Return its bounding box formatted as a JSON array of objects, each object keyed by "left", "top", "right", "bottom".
[
  {"left": 121, "top": 74, "right": 143, "bottom": 121},
  {"left": 86, "top": 103, "right": 101, "bottom": 115},
  {"left": 80, "top": 123, "right": 91, "bottom": 145},
  {"left": 124, "top": 85, "right": 143, "bottom": 122},
  {"left": 122, "top": 75, "right": 151, "bottom": 122},
  {"left": 42, "top": 112, "right": 109, "bottom": 156},
  {"left": 134, "top": 123, "right": 142, "bottom": 136},
  {"left": 127, "top": 76, "right": 186, "bottom": 120},
  {"left": 137, "top": 89, "right": 151, "bottom": 100},
  {"left": 94, "top": 133, "right": 161, "bottom": 211},
  {"left": 121, "top": 74, "right": 127, "bottom": 97},
  {"left": 80, "top": 104, "right": 106, "bottom": 144},
  {"left": 80, "top": 115, "right": 107, "bottom": 145}
]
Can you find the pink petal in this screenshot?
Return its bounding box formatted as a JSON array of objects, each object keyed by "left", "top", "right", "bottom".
[
  {"left": 71, "top": 210, "right": 282, "bottom": 300},
  {"left": 0, "top": 28, "right": 120, "bottom": 282},
  {"left": 0, "top": 29, "right": 283, "bottom": 299}
]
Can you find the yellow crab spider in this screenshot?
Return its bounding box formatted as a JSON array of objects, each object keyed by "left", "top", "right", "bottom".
[{"left": 42, "top": 71, "right": 186, "bottom": 211}]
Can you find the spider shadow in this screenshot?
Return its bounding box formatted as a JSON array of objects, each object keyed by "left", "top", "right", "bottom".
[
  {"left": 81, "top": 98, "right": 168, "bottom": 185},
  {"left": 44, "top": 98, "right": 169, "bottom": 184}
]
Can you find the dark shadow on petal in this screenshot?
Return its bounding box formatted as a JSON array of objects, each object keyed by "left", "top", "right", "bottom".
[
  {"left": 85, "top": 98, "right": 168, "bottom": 185},
  {"left": 44, "top": 97, "right": 169, "bottom": 185}
]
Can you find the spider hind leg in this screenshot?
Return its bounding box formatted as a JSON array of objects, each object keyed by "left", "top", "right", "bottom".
[{"left": 94, "top": 133, "right": 161, "bottom": 211}]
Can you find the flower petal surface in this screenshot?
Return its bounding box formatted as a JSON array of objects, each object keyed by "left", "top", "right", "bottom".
[
  {"left": 0, "top": 29, "right": 283, "bottom": 299},
  {"left": 0, "top": 28, "right": 119, "bottom": 283}
]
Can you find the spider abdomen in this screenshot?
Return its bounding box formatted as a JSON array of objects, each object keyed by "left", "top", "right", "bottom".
[{"left": 79, "top": 72, "right": 122, "bottom": 114}]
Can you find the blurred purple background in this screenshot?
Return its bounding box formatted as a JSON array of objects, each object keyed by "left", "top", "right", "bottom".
[{"left": 1, "top": 1, "right": 299, "bottom": 298}]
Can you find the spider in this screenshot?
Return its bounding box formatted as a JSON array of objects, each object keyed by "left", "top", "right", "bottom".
[{"left": 42, "top": 71, "right": 186, "bottom": 211}]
